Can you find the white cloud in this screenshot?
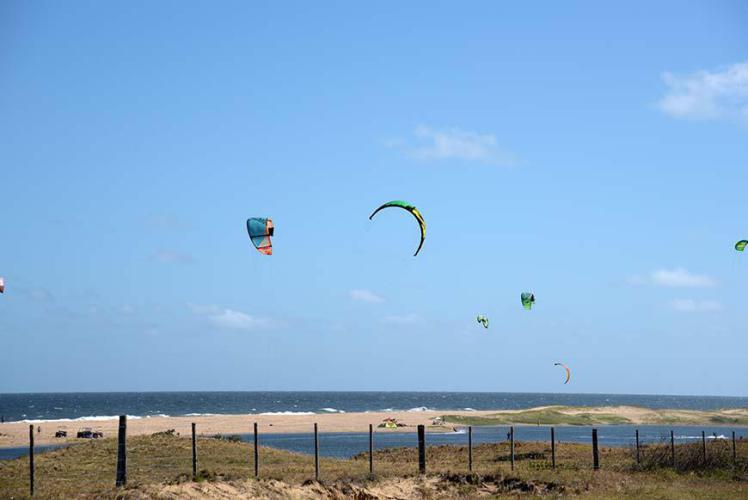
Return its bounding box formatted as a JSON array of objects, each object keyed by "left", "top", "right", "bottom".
[
  {"left": 145, "top": 214, "right": 191, "bottom": 230},
  {"left": 382, "top": 313, "right": 423, "bottom": 325},
  {"left": 629, "top": 268, "right": 716, "bottom": 288},
  {"left": 651, "top": 268, "right": 716, "bottom": 287},
  {"left": 190, "top": 304, "right": 272, "bottom": 331},
  {"left": 398, "top": 126, "right": 515, "bottom": 165},
  {"left": 668, "top": 299, "right": 724, "bottom": 313},
  {"left": 24, "top": 288, "right": 54, "bottom": 302},
  {"left": 349, "top": 289, "right": 384, "bottom": 303},
  {"left": 119, "top": 305, "right": 136, "bottom": 316},
  {"left": 153, "top": 250, "right": 193, "bottom": 263},
  {"left": 658, "top": 62, "right": 748, "bottom": 122}
]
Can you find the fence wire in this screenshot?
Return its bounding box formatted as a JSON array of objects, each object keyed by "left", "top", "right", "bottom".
[{"left": 1, "top": 422, "right": 746, "bottom": 498}]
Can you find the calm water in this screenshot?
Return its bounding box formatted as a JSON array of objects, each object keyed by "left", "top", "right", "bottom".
[
  {"left": 1, "top": 392, "right": 746, "bottom": 422},
  {"left": 243, "top": 425, "right": 748, "bottom": 458},
  {"left": 3, "top": 426, "right": 746, "bottom": 461}
]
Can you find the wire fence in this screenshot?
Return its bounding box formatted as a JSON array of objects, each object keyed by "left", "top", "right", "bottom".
[{"left": 2, "top": 417, "right": 747, "bottom": 497}]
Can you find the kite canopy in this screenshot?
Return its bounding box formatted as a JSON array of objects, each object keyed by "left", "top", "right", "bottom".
[
  {"left": 521, "top": 292, "right": 535, "bottom": 310},
  {"left": 0, "top": 277, "right": 4, "bottom": 294},
  {"left": 554, "top": 362, "right": 571, "bottom": 384},
  {"left": 246, "top": 218, "right": 274, "bottom": 255},
  {"left": 369, "top": 200, "right": 426, "bottom": 256},
  {"left": 736, "top": 240, "right": 748, "bottom": 252},
  {"left": 476, "top": 314, "right": 489, "bottom": 329}
]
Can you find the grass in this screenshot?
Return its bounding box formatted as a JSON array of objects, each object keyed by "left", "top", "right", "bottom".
[
  {"left": 442, "top": 408, "right": 631, "bottom": 426},
  {"left": 0, "top": 432, "right": 746, "bottom": 498},
  {"left": 441, "top": 406, "right": 748, "bottom": 427},
  {"left": 709, "top": 415, "right": 748, "bottom": 425}
]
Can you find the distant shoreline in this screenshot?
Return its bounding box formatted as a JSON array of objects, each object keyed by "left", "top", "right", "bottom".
[{"left": 1, "top": 405, "right": 747, "bottom": 449}]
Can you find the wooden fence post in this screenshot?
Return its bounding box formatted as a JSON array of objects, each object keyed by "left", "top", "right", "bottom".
[
  {"left": 116, "top": 415, "right": 127, "bottom": 487},
  {"left": 733, "top": 431, "right": 737, "bottom": 469},
  {"left": 701, "top": 430, "right": 707, "bottom": 464},
  {"left": 29, "top": 425, "right": 34, "bottom": 496},
  {"left": 592, "top": 428, "right": 599, "bottom": 470},
  {"left": 670, "top": 430, "right": 675, "bottom": 468},
  {"left": 510, "top": 426, "right": 514, "bottom": 471},
  {"left": 253, "top": 422, "right": 259, "bottom": 477},
  {"left": 314, "top": 423, "right": 320, "bottom": 481},
  {"left": 468, "top": 426, "right": 473, "bottom": 472},
  {"left": 191, "top": 423, "right": 197, "bottom": 480},
  {"left": 551, "top": 427, "right": 556, "bottom": 470},
  {"left": 368, "top": 424, "right": 373, "bottom": 475},
  {"left": 635, "top": 429, "right": 640, "bottom": 465},
  {"left": 417, "top": 425, "right": 426, "bottom": 474}
]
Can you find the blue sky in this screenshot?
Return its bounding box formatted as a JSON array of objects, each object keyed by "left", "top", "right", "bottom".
[{"left": 1, "top": 1, "right": 747, "bottom": 395}]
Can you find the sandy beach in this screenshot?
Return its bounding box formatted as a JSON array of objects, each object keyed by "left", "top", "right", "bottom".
[
  {"left": 2, "top": 405, "right": 747, "bottom": 448},
  {"left": 0, "top": 410, "right": 481, "bottom": 448}
]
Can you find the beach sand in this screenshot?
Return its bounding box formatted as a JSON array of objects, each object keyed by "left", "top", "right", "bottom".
[
  {"left": 1, "top": 405, "right": 746, "bottom": 448},
  {"left": 0, "top": 410, "right": 479, "bottom": 448}
]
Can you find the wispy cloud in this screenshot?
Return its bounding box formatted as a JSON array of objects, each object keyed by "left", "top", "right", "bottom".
[
  {"left": 381, "top": 313, "right": 423, "bottom": 325},
  {"left": 119, "top": 305, "right": 136, "bottom": 316},
  {"left": 190, "top": 304, "right": 273, "bottom": 331},
  {"left": 668, "top": 299, "right": 724, "bottom": 313},
  {"left": 658, "top": 62, "right": 748, "bottom": 122},
  {"left": 153, "top": 250, "right": 193, "bottom": 264},
  {"left": 628, "top": 268, "right": 716, "bottom": 288},
  {"left": 19, "top": 287, "right": 55, "bottom": 302},
  {"left": 144, "top": 214, "right": 192, "bottom": 231},
  {"left": 394, "top": 126, "right": 515, "bottom": 166},
  {"left": 349, "top": 289, "right": 384, "bottom": 304}
]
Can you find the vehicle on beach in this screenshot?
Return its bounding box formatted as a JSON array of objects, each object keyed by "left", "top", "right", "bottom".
[
  {"left": 76, "top": 427, "right": 103, "bottom": 439},
  {"left": 55, "top": 427, "right": 67, "bottom": 438},
  {"left": 378, "top": 418, "right": 405, "bottom": 429}
]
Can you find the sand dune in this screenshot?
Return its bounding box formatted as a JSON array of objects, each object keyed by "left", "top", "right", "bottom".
[{"left": 1, "top": 405, "right": 746, "bottom": 448}]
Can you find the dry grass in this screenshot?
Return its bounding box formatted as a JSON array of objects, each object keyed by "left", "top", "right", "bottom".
[{"left": 0, "top": 433, "right": 746, "bottom": 498}]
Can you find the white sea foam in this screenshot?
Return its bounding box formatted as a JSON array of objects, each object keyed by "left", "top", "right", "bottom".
[
  {"left": 259, "top": 411, "right": 315, "bottom": 416},
  {"left": 319, "top": 408, "right": 345, "bottom": 413},
  {"left": 463, "top": 408, "right": 477, "bottom": 412},
  {"left": 21, "top": 415, "right": 143, "bottom": 424},
  {"left": 184, "top": 413, "right": 219, "bottom": 417},
  {"left": 407, "top": 406, "right": 430, "bottom": 412}
]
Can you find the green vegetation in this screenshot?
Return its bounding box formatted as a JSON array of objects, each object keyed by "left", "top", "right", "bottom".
[
  {"left": 0, "top": 432, "right": 745, "bottom": 498},
  {"left": 441, "top": 406, "right": 748, "bottom": 427},
  {"left": 442, "top": 408, "right": 631, "bottom": 426},
  {"left": 709, "top": 415, "right": 748, "bottom": 425}
]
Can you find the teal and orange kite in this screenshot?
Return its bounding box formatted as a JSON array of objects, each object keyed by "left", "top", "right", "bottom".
[{"left": 247, "top": 218, "right": 274, "bottom": 255}]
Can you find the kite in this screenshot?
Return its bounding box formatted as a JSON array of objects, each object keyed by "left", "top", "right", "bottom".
[
  {"left": 0, "top": 277, "right": 4, "bottom": 294},
  {"left": 476, "top": 315, "right": 489, "bottom": 329},
  {"left": 369, "top": 200, "right": 426, "bottom": 256},
  {"left": 736, "top": 240, "right": 748, "bottom": 252},
  {"left": 521, "top": 292, "right": 535, "bottom": 310},
  {"left": 246, "top": 218, "right": 274, "bottom": 255},
  {"left": 554, "top": 362, "right": 571, "bottom": 384}
]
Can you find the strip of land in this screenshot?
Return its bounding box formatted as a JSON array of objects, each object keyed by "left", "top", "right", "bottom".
[
  {"left": 1, "top": 405, "right": 746, "bottom": 448},
  {"left": 441, "top": 405, "right": 748, "bottom": 427}
]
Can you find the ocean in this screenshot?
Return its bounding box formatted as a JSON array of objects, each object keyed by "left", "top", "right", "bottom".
[
  {"left": 1, "top": 391, "right": 746, "bottom": 423},
  {"left": 1, "top": 392, "right": 747, "bottom": 461}
]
